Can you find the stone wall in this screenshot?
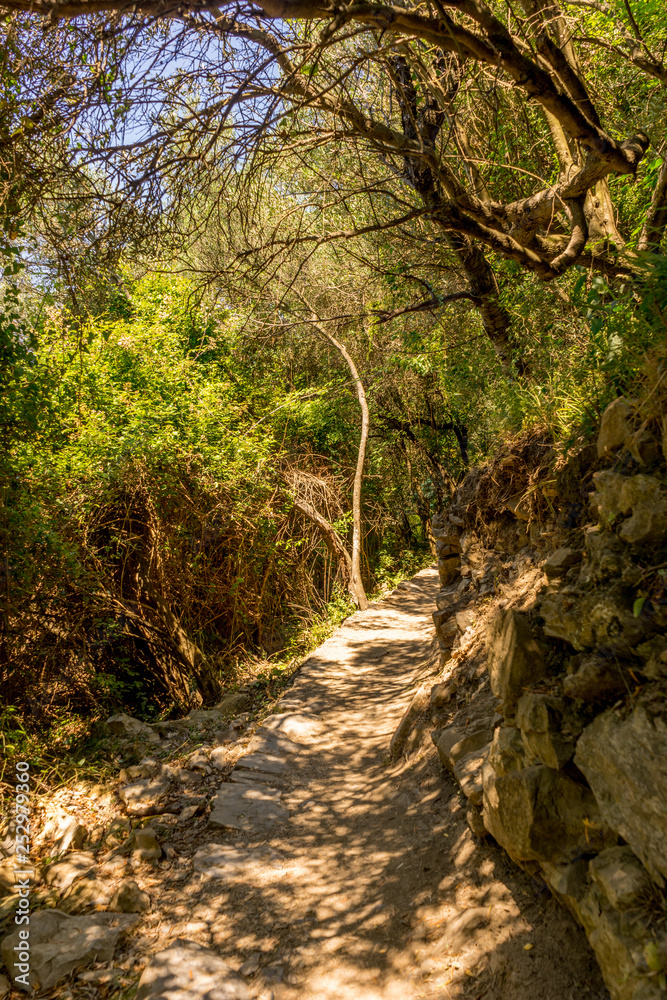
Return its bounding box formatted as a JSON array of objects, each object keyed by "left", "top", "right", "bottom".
[{"left": 426, "top": 400, "right": 667, "bottom": 1000}]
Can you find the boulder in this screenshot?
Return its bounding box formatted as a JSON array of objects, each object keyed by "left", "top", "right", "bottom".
[
  {"left": 105, "top": 714, "right": 160, "bottom": 744},
  {"left": 435, "top": 589, "right": 459, "bottom": 612},
  {"left": 486, "top": 726, "right": 527, "bottom": 776},
  {"left": 592, "top": 471, "right": 667, "bottom": 544},
  {"left": 589, "top": 847, "right": 652, "bottom": 911},
  {"left": 109, "top": 879, "right": 151, "bottom": 913},
  {"left": 0, "top": 909, "right": 137, "bottom": 992},
  {"left": 486, "top": 610, "right": 547, "bottom": 717},
  {"left": 579, "top": 527, "right": 626, "bottom": 586},
  {"left": 482, "top": 760, "right": 612, "bottom": 864},
  {"left": 575, "top": 705, "right": 667, "bottom": 885},
  {"left": 430, "top": 682, "right": 453, "bottom": 708},
  {"left": 134, "top": 939, "right": 250, "bottom": 1000},
  {"left": 543, "top": 547, "right": 582, "bottom": 580},
  {"left": 597, "top": 397, "right": 636, "bottom": 459},
  {"left": 516, "top": 692, "right": 577, "bottom": 768}
]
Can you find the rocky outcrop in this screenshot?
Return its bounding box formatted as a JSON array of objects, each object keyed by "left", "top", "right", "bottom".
[{"left": 423, "top": 398, "right": 667, "bottom": 1000}]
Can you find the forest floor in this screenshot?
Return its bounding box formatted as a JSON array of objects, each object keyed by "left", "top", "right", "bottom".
[
  {"left": 111, "top": 564, "right": 607, "bottom": 1000},
  {"left": 10, "top": 565, "right": 610, "bottom": 1000}
]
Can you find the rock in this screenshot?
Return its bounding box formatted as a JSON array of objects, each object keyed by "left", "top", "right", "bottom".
[
  {"left": 589, "top": 847, "right": 652, "bottom": 911},
  {"left": 131, "top": 827, "right": 161, "bottom": 863},
  {"left": 210, "top": 747, "right": 230, "bottom": 770},
  {"left": 240, "top": 953, "right": 261, "bottom": 976},
  {"left": 617, "top": 475, "right": 667, "bottom": 545},
  {"left": 105, "top": 714, "right": 160, "bottom": 744},
  {"left": 105, "top": 816, "right": 132, "bottom": 847},
  {"left": 45, "top": 814, "right": 88, "bottom": 854},
  {"left": 432, "top": 610, "right": 458, "bottom": 650},
  {"left": 486, "top": 726, "right": 527, "bottom": 775},
  {"left": 482, "top": 761, "right": 612, "bottom": 865},
  {"left": 109, "top": 879, "right": 151, "bottom": 913},
  {"left": 453, "top": 749, "right": 488, "bottom": 805},
  {"left": 209, "top": 785, "right": 289, "bottom": 833},
  {"left": 43, "top": 852, "right": 96, "bottom": 893},
  {"left": 486, "top": 610, "right": 547, "bottom": 717},
  {"left": 177, "top": 803, "right": 204, "bottom": 822},
  {"left": 592, "top": 471, "right": 667, "bottom": 544},
  {"left": 516, "top": 693, "right": 577, "bottom": 768},
  {"left": 435, "top": 589, "right": 459, "bottom": 612},
  {"left": 578, "top": 527, "right": 626, "bottom": 586},
  {"left": 543, "top": 547, "right": 582, "bottom": 580},
  {"left": 430, "top": 683, "right": 453, "bottom": 708},
  {"left": 135, "top": 939, "right": 249, "bottom": 1000},
  {"left": 60, "top": 877, "right": 112, "bottom": 914},
  {"left": 637, "top": 638, "right": 667, "bottom": 680},
  {"left": 0, "top": 909, "right": 137, "bottom": 992},
  {"left": 563, "top": 653, "right": 631, "bottom": 702},
  {"left": 261, "top": 712, "right": 322, "bottom": 742},
  {"left": 438, "top": 555, "right": 460, "bottom": 587},
  {"left": 0, "top": 862, "right": 15, "bottom": 897},
  {"left": 120, "top": 777, "right": 172, "bottom": 817},
  {"left": 455, "top": 608, "right": 476, "bottom": 632},
  {"left": 466, "top": 804, "right": 488, "bottom": 838},
  {"left": 433, "top": 726, "right": 492, "bottom": 771},
  {"left": 575, "top": 704, "right": 667, "bottom": 885},
  {"left": 540, "top": 587, "right": 645, "bottom": 653},
  {"left": 596, "top": 397, "right": 636, "bottom": 458},
  {"left": 214, "top": 691, "right": 253, "bottom": 718},
  {"left": 0, "top": 973, "right": 9, "bottom": 998}
]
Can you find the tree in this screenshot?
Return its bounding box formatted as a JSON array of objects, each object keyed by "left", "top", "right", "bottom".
[{"left": 2, "top": 1, "right": 666, "bottom": 363}]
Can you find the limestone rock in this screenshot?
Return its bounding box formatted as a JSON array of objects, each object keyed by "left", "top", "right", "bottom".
[
  {"left": 0, "top": 909, "right": 137, "bottom": 992},
  {"left": 43, "top": 852, "right": 96, "bottom": 893},
  {"left": 60, "top": 877, "right": 112, "bottom": 914},
  {"left": 105, "top": 714, "right": 160, "bottom": 745},
  {"left": 453, "top": 748, "right": 488, "bottom": 805},
  {"left": 486, "top": 610, "right": 547, "bottom": 717},
  {"left": 563, "top": 653, "right": 630, "bottom": 702},
  {"left": 438, "top": 555, "right": 460, "bottom": 587},
  {"left": 209, "top": 784, "right": 289, "bottom": 833},
  {"left": 597, "top": 397, "right": 636, "bottom": 459},
  {"left": 543, "top": 547, "right": 582, "bottom": 580},
  {"left": 590, "top": 847, "right": 652, "bottom": 911},
  {"left": 435, "top": 589, "right": 459, "bottom": 612},
  {"left": 109, "top": 879, "right": 151, "bottom": 913},
  {"left": 119, "top": 776, "right": 173, "bottom": 817},
  {"left": 516, "top": 692, "right": 577, "bottom": 768},
  {"left": 540, "top": 587, "right": 644, "bottom": 652},
  {"left": 575, "top": 705, "right": 667, "bottom": 885},
  {"left": 432, "top": 610, "right": 457, "bottom": 649},
  {"left": 592, "top": 471, "right": 667, "bottom": 544},
  {"left": 430, "top": 682, "right": 453, "bottom": 708},
  {"left": 135, "top": 939, "right": 249, "bottom": 1000},
  {"left": 214, "top": 690, "right": 253, "bottom": 718},
  {"left": 482, "top": 761, "right": 612, "bottom": 864},
  {"left": 486, "top": 725, "right": 527, "bottom": 775},
  {"left": 131, "top": 827, "right": 161, "bottom": 864}
]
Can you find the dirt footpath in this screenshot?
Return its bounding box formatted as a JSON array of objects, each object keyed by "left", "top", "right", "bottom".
[{"left": 136, "top": 564, "right": 607, "bottom": 1000}]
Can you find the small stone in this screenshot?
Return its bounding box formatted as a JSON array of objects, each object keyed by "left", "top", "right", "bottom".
[
  {"left": 131, "top": 827, "right": 161, "bottom": 864},
  {"left": 543, "top": 547, "right": 582, "bottom": 580},
  {"left": 210, "top": 747, "right": 231, "bottom": 770},
  {"left": 430, "top": 683, "right": 453, "bottom": 708},
  {"left": 596, "top": 397, "right": 635, "bottom": 458},
  {"left": 43, "top": 852, "right": 96, "bottom": 893},
  {"left": 240, "top": 953, "right": 261, "bottom": 976},
  {"left": 432, "top": 610, "right": 458, "bottom": 649},
  {"left": 109, "top": 879, "right": 151, "bottom": 913},
  {"left": 178, "top": 804, "right": 204, "bottom": 823},
  {"left": 589, "top": 846, "right": 652, "bottom": 911},
  {"left": 214, "top": 691, "right": 253, "bottom": 718},
  {"left": 135, "top": 939, "right": 249, "bottom": 1000},
  {"left": 563, "top": 654, "right": 630, "bottom": 702}
]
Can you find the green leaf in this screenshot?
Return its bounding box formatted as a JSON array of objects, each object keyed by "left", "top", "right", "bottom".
[{"left": 633, "top": 596, "right": 647, "bottom": 617}]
